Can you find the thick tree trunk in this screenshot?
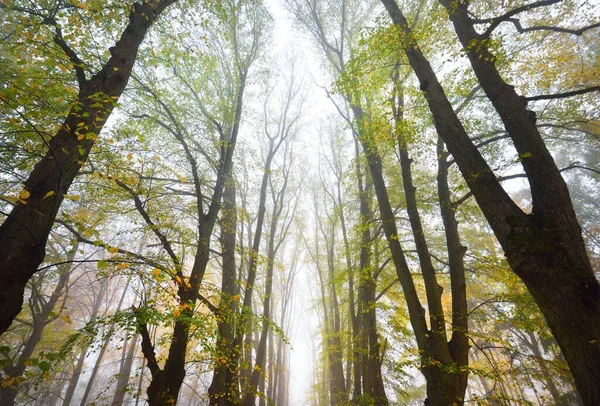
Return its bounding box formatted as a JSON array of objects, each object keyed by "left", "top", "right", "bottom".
[
  {"left": 0, "top": 0, "right": 176, "bottom": 337},
  {"left": 440, "top": 4, "right": 600, "bottom": 404}
]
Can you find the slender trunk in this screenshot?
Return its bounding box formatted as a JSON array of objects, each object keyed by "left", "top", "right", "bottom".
[
  {"left": 354, "top": 136, "right": 388, "bottom": 405},
  {"left": 79, "top": 279, "right": 131, "bottom": 406},
  {"left": 111, "top": 333, "right": 139, "bottom": 406},
  {"left": 522, "top": 331, "right": 571, "bottom": 405},
  {"left": 143, "top": 72, "right": 247, "bottom": 406},
  {"left": 267, "top": 329, "right": 275, "bottom": 403},
  {"left": 243, "top": 249, "right": 274, "bottom": 406},
  {"left": 335, "top": 151, "right": 361, "bottom": 402},
  {"left": 436, "top": 137, "right": 469, "bottom": 396},
  {"left": 62, "top": 280, "right": 108, "bottom": 406},
  {"left": 209, "top": 182, "right": 240, "bottom": 405},
  {"left": 325, "top": 223, "right": 346, "bottom": 404},
  {"left": 0, "top": 0, "right": 176, "bottom": 337},
  {"left": 354, "top": 102, "right": 466, "bottom": 404},
  {"left": 238, "top": 152, "right": 273, "bottom": 386},
  {"left": 364, "top": 277, "right": 387, "bottom": 404}
]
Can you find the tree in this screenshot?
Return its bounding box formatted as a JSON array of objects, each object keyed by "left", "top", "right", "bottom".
[
  {"left": 0, "top": 237, "right": 76, "bottom": 405},
  {"left": 380, "top": 0, "right": 600, "bottom": 403},
  {"left": 0, "top": 0, "right": 177, "bottom": 337}
]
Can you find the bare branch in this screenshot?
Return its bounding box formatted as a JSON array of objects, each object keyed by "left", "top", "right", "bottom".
[
  {"left": 496, "top": 18, "right": 600, "bottom": 38},
  {"left": 472, "top": 0, "right": 562, "bottom": 37},
  {"left": 526, "top": 86, "right": 600, "bottom": 102}
]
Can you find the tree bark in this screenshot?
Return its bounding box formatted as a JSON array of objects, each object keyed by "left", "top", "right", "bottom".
[
  {"left": 0, "top": 0, "right": 176, "bottom": 337},
  {"left": 352, "top": 136, "right": 388, "bottom": 405}
]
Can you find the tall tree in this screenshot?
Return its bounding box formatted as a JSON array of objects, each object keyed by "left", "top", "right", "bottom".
[
  {"left": 0, "top": 0, "right": 177, "bottom": 336},
  {"left": 380, "top": 0, "right": 600, "bottom": 403},
  {"left": 242, "top": 63, "right": 305, "bottom": 404}
]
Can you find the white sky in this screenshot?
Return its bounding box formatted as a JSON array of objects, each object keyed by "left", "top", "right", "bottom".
[{"left": 264, "top": 0, "right": 334, "bottom": 404}]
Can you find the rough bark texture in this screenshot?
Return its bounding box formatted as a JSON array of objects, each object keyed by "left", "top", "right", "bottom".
[
  {"left": 0, "top": 0, "right": 176, "bottom": 337},
  {"left": 381, "top": 0, "right": 600, "bottom": 403}
]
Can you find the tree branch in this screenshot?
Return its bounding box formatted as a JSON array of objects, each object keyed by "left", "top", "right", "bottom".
[
  {"left": 134, "top": 308, "right": 161, "bottom": 378},
  {"left": 526, "top": 86, "right": 600, "bottom": 102},
  {"left": 472, "top": 0, "right": 562, "bottom": 37},
  {"left": 497, "top": 18, "right": 600, "bottom": 38},
  {"left": 43, "top": 17, "right": 87, "bottom": 85}
]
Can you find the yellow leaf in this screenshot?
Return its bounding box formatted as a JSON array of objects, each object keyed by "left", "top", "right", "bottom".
[
  {"left": 63, "top": 194, "right": 80, "bottom": 201},
  {"left": 113, "top": 67, "right": 119, "bottom": 72},
  {"left": 173, "top": 308, "right": 181, "bottom": 318},
  {"left": 1, "top": 377, "right": 16, "bottom": 388},
  {"left": 60, "top": 314, "right": 72, "bottom": 324},
  {"left": 1, "top": 195, "right": 18, "bottom": 204},
  {"left": 232, "top": 294, "right": 241, "bottom": 301},
  {"left": 18, "top": 190, "right": 30, "bottom": 200},
  {"left": 152, "top": 268, "right": 161, "bottom": 277},
  {"left": 127, "top": 153, "right": 133, "bottom": 160},
  {"left": 43, "top": 191, "right": 55, "bottom": 199},
  {"left": 108, "top": 246, "right": 119, "bottom": 254}
]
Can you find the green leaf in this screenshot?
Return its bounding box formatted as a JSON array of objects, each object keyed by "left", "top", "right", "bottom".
[{"left": 38, "top": 361, "right": 51, "bottom": 372}]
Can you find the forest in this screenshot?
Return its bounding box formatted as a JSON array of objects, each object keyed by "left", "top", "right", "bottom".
[{"left": 0, "top": 0, "right": 598, "bottom": 405}]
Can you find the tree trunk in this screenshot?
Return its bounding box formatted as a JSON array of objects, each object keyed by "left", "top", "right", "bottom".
[
  {"left": 111, "top": 333, "right": 139, "bottom": 406},
  {"left": 209, "top": 182, "right": 240, "bottom": 405},
  {"left": 0, "top": 0, "right": 176, "bottom": 337},
  {"left": 80, "top": 279, "right": 131, "bottom": 406},
  {"left": 62, "top": 279, "right": 108, "bottom": 406},
  {"left": 325, "top": 223, "right": 346, "bottom": 405}
]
